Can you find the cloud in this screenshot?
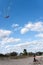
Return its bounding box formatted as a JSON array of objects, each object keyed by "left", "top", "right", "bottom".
[
  {"left": 12, "top": 24, "right": 19, "bottom": 28},
  {"left": 12, "top": 23, "right": 22, "bottom": 31},
  {"left": 35, "top": 33, "right": 43, "bottom": 38},
  {"left": 0, "top": 29, "right": 21, "bottom": 46},
  {"left": 31, "top": 22, "right": 43, "bottom": 31},
  {"left": 4, "top": 40, "right": 43, "bottom": 53},
  {"left": 1, "top": 37, "right": 21, "bottom": 45},
  {"left": 20, "top": 28, "right": 29, "bottom": 34},
  {"left": 0, "top": 29, "right": 12, "bottom": 38},
  {"left": 20, "top": 21, "right": 43, "bottom": 34},
  {"left": 0, "top": 36, "right": 21, "bottom": 54}
]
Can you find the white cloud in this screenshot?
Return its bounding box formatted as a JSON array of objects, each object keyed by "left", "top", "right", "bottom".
[
  {"left": 0, "top": 29, "right": 21, "bottom": 46},
  {"left": 12, "top": 24, "right": 19, "bottom": 28},
  {"left": 1, "top": 37, "right": 21, "bottom": 45},
  {"left": 4, "top": 40, "right": 43, "bottom": 53},
  {"left": 12, "top": 23, "right": 22, "bottom": 31},
  {"left": 20, "top": 21, "right": 43, "bottom": 34},
  {"left": 31, "top": 22, "right": 43, "bottom": 31},
  {"left": 35, "top": 33, "right": 43, "bottom": 38},
  {"left": 20, "top": 28, "right": 29, "bottom": 34},
  {"left": 0, "top": 29, "right": 12, "bottom": 38}
]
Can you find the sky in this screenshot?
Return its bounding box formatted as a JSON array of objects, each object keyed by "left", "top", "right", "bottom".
[{"left": 0, "top": 0, "right": 43, "bottom": 54}]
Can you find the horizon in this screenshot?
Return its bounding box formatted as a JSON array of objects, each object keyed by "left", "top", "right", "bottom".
[{"left": 0, "top": 0, "right": 43, "bottom": 54}]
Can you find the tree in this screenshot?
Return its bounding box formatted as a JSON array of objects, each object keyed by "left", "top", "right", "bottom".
[
  {"left": 23, "top": 49, "right": 27, "bottom": 55},
  {"left": 36, "top": 52, "right": 42, "bottom": 56},
  {"left": 10, "top": 52, "right": 18, "bottom": 56}
]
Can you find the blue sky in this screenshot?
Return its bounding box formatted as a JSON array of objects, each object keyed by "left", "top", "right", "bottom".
[{"left": 0, "top": 0, "right": 43, "bottom": 54}]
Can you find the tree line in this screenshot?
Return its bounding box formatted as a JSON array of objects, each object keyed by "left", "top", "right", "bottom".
[{"left": 0, "top": 49, "right": 43, "bottom": 59}]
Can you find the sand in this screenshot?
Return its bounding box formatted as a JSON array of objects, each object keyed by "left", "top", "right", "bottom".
[{"left": 0, "top": 56, "right": 43, "bottom": 65}]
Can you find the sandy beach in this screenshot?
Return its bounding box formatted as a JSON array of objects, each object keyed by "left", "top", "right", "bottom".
[{"left": 0, "top": 56, "right": 43, "bottom": 65}]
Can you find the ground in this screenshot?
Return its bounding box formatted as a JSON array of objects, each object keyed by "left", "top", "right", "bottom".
[{"left": 0, "top": 56, "right": 43, "bottom": 65}]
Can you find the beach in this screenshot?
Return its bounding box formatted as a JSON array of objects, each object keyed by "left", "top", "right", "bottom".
[{"left": 0, "top": 56, "right": 43, "bottom": 65}]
